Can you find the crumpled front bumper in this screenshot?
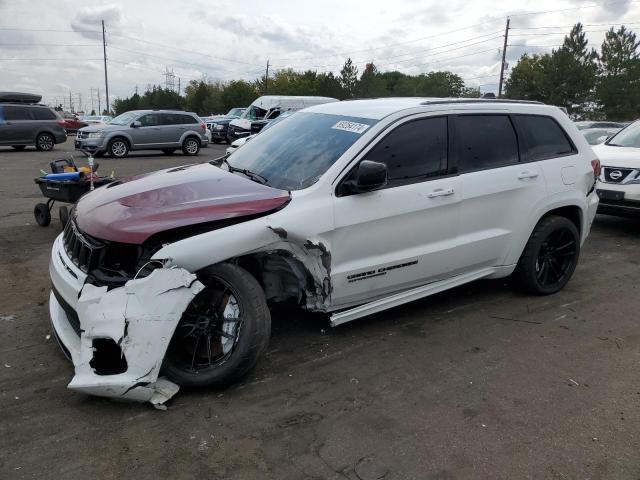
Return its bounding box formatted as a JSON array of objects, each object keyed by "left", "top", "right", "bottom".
[{"left": 49, "top": 234, "right": 204, "bottom": 403}]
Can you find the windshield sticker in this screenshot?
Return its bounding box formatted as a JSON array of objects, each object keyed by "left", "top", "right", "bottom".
[{"left": 332, "top": 121, "right": 370, "bottom": 134}]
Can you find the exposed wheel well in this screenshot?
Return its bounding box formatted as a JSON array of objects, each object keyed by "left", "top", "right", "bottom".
[
  {"left": 220, "top": 251, "right": 317, "bottom": 306},
  {"left": 540, "top": 205, "right": 582, "bottom": 236}
]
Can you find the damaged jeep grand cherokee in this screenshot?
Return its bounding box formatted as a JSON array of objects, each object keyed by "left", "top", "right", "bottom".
[{"left": 49, "top": 98, "right": 600, "bottom": 402}]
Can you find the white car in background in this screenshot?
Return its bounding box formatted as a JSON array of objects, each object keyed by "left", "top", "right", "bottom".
[
  {"left": 81, "top": 115, "right": 112, "bottom": 125},
  {"left": 593, "top": 121, "right": 640, "bottom": 216}
]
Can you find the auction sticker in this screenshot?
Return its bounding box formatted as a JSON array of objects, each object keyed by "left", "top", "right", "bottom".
[{"left": 332, "top": 120, "right": 370, "bottom": 134}]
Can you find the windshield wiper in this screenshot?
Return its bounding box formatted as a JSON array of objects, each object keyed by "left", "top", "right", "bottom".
[{"left": 222, "top": 158, "right": 269, "bottom": 185}]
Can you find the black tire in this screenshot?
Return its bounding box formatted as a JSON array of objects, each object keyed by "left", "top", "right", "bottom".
[
  {"left": 34, "top": 203, "right": 51, "bottom": 227},
  {"left": 161, "top": 148, "right": 176, "bottom": 155},
  {"left": 59, "top": 206, "right": 69, "bottom": 229},
  {"left": 93, "top": 151, "right": 105, "bottom": 158},
  {"left": 212, "top": 139, "right": 222, "bottom": 144},
  {"left": 182, "top": 136, "right": 201, "bottom": 156},
  {"left": 513, "top": 215, "right": 580, "bottom": 295},
  {"left": 35, "top": 133, "right": 55, "bottom": 151},
  {"left": 107, "top": 137, "right": 129, "bottom": 158},
  {"left": 163, "top": 263, "right": 271, "bottom": 388},
  {"left": 11, "top": 145, "right": 26, "bottom": 150}
]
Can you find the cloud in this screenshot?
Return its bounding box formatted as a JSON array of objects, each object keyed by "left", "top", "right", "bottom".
[{"left": 71, "top": 4, "right": 123, "bottom": 39}]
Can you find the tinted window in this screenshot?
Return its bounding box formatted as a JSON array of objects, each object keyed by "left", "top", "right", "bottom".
[
  {"left": 365, "top": 117, "right": 448, "bottom": 186},
  {"left": 456, "top": 115, "right": 519, "bottom": 172},
  {"left": 32, "top": 107, "right": 58, "bottom": 120},
  {"left": 179, "top": 114, "right": 198, "bottom": 124},
  {"left": 3, "top": 106, "right": 31, "bottom": 120},
  {"left": 138, "top": 114, "right": 160, "bottom": 126},
  {"left": 158, "top": 113, "right": 179, "bottom": 125},
  {"left": 514, "top": 115, "right": 574, "bottom": 160}
]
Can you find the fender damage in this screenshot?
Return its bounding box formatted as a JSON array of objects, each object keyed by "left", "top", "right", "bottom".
[{"left": 61, "top": 268, "right": 203, "bottom": 404}]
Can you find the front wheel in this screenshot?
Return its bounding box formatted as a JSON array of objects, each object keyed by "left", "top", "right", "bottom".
[
  {"left": 513, "top": 216, "right": 580, "bottom": 295},
  {"left": 163, "top": 263, "right": 271, "bottom": 387},
  {"left": 182, "top": 137, "right": 200, "bottom": 156},
  {"left": 108, "top": 138, "right": 129, "bottom": 158}
]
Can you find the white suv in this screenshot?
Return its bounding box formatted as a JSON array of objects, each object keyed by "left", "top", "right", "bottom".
[
  {"left": 48, "top": 98, "right": 600, "bottom": 402},
  {"left": 592, "top": 120, "right": 640, "bottom": 216}
]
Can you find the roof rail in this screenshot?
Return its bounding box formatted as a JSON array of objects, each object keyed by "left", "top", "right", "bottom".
[{"left": 420, "top": 98, "right": 544, "bottom": 106}]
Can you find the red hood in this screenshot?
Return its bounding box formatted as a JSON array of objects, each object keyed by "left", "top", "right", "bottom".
[{"left": 75, "top": 163, "right": 290, "bottom": 244}]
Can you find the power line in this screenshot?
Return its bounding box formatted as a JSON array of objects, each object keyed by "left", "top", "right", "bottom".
[
  {"left": 0, "top": 27, "right": 100, "bottom": 33},
  {"left": 0, "top": 43, "right": 101, "bottom": 47}
]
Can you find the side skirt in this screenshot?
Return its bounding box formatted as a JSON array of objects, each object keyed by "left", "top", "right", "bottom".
[{"left": 330, "top": 267, "right": 497, "bottom": 327}]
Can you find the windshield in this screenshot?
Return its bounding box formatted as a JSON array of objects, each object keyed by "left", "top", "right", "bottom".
[
  {"left": 225, "top": 112, "right": 378, "bottom": 191},
  {"left": 109, "top": 112, "right": 138, "bottom": 126},
  {"left": 227, "top": 108, "right": 245, "bottom": 118},
  {"left": 242, "top": 105, "right": 268, "bottom": 121},
  {"left": 607, "top": 121, "right": 640, "bottom": 147}
]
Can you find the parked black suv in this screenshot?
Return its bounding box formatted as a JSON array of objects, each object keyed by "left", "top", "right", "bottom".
[{"left": 0, "top": 92, "right": 67, "bottom": 151}]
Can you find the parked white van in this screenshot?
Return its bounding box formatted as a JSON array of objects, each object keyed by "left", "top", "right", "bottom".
[{"left": 227, "top": 95, "right": 338, "bottom": 142}]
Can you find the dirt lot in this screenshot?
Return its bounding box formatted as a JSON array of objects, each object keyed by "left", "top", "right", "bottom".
[{"left": 1, "top": 138, "right": 640, "bottom": 479}]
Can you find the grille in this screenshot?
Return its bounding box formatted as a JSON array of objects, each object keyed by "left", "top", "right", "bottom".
[
  {"left": 603, "top": 167, "right": 633, "bottom": 183},
  {"left": 62, "top": 219, "right": 105, "bottom": 273},
  {"left": 76, "top": 131, "right": 87, "bottom": 139}
]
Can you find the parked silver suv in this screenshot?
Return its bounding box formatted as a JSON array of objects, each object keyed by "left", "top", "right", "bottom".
[{"left": 75, "top": 110, "right": 209, "bottom": 158}]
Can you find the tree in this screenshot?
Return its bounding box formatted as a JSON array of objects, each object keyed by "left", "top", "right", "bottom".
[
  {"left": 504, "top": 54, "right": 548, "bottom": 101},
  {"left": 597, "top": 26, "right": 640, "bottom": 120},
  {"left": 339, "top": 58, "right": 359, "bottom": 98},
  {"left": 357, "top": 63, "right": 387, "bottom": 98}
]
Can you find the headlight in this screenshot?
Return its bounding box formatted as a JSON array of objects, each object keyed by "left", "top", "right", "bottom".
[
  {"left": 215, "top": 124, "right": 224, "bottom": 130},
  {"left": 86, "top": 131, "right": 104, "bottom": 139}
]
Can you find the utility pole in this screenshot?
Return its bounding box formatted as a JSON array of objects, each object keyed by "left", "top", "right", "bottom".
[
  {"left": 69, "top": 90, "right": 73, "bottom": 113},
  {"left": 498, "top": 17, "right": 510, "bottom": 98},
  {"left": 265, "top": 60, "right": 270, "bottom": 93},
  {"left": 97, "top": 89, "right": 101, "bottom": 114},
  {"left": 177, "top": 77, "right": 181, "bottom": 95},
  {"left": 102, "top": 20, "right": 110, "bottom": 114}
]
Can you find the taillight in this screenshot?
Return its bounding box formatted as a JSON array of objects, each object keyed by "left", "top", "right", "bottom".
[
  {"left": 57, "top": 120, "right": 66, "bottom": 127},
  {"left": 591, "top": 159, "right": 601, "bottom": 178},
  {"left": 200, "top": 122, "right": 206, "bottom": 131}
]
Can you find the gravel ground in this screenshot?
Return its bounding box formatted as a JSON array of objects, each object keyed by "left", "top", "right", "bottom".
[{"left": 1, "top": 138, "right": 639, "bottom": 480}]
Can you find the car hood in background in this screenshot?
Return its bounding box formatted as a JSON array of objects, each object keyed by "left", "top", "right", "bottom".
[
  {"left": 593, "top": 143, "right": 640, "bottom": 168},
  {"left": 75, "top": 163, "right": 290, "bottom": 244}
]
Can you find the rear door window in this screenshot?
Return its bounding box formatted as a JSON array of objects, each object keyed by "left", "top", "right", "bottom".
[
  {"left": 3, "top": 106, "right": 32, "bottom": 120},
  {"left": 31, "top": 107, "right": 58, "bottom": 120},
  {"left": 513, "top": 115, "right": 576, "bottom": 161},
  {"left": 364, "top": 116, "right": 448, "bottom": 188},
  {"left": 455, "top": 115, "right": 519, "bottom": 172}
]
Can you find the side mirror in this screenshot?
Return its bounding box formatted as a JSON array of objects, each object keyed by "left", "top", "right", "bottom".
[
  {"left": 131, "top": 120, "right": 142, "bottom": 128},
  {"left": 341, "top": 160, "right": 388, "bottom": 195}
]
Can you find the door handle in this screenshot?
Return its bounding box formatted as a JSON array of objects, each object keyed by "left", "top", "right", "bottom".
[
  {"left": 518, "top": 171, "right": 539, "bottom": 180},
  {"left": 427, "top": 187, "right": 455, "bottom": 198}
]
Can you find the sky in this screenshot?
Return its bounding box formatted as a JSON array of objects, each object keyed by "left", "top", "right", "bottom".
[{"left": 1, "top": 0, "right": 640, "bottom": 112}]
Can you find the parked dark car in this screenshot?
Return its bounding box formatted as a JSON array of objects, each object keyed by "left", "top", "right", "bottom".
[
  {"left": 206, "top": 108, "right": 246, "bottom": 144},
  {"left": 0, "top": 92, "right": 67, "bottom": 151}
]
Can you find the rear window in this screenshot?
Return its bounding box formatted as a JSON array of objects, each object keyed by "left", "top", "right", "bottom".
[
  {"left": 514, "top": 115, "right": 575, "bottom": 161},
  {"left": 455, "top": 115, "right": 519, "bottom": 172},
  {"left": 179, "top": 114, "right": 198, "bottom": 124},
  {"left": 3, "top": 105, "right": 31, "bottom": 120},
  {"left": 32, "top": 107, "right": 58, "bottom": 120}
]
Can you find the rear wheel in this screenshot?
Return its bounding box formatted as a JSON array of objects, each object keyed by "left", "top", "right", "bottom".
[
  {"left": 108, "top": 138, "right": 129, "bottom": 158},
  {"left": 163, "top": 263, "right": 271, "bottom": 387},
  {"left": 212, "top": 139, "right": 222, "bottom": 144},
  {"left": 182, "top": 136, "right": 200, "bottom": 156},
  {"left": 513, "top": 216, "right": 580, "bottom": 295},
  {"left": 11, "top": 145, "right": 26, "bottom": 150},
  {"left": 34, "top": 203, "right": 51, "bottom": 227},
  {"left": 35, "top": 133, "right": 55, "bottom": 151}
]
